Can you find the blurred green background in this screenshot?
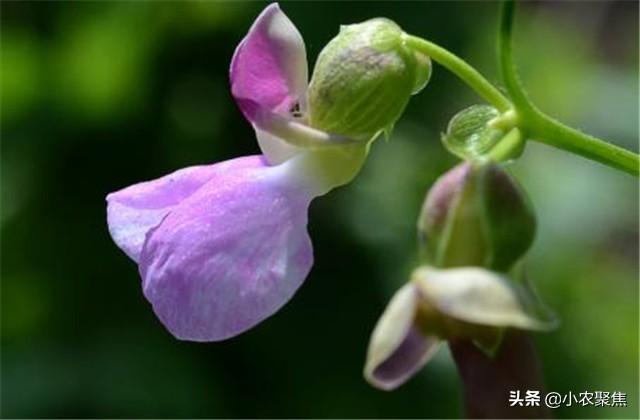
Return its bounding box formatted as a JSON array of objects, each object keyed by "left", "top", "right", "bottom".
[{"left": 1, "top": 1, "right": 637, "bottom": 418}]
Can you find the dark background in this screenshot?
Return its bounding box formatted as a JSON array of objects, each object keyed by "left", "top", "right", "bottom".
[{"left": 1, "top": 1, "right": 638, "bottom": 418}]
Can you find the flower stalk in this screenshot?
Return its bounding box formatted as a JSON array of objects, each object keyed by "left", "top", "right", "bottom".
[
  {"left": 497, "top": 0, "right": 639, "bottom": 176},
  {"left": 450, "top": 331, "right": 550, "bottom": 419},
  {"left": 405, "top": 0, "right": 639, "bottom": 176},
  {"left": 403, "top": 35, "right": 512, "bottom": 112}
]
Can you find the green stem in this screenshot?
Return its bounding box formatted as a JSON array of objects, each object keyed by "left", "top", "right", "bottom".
[
  {"left": 487, "top": 127, "right": 523, "bottom": 162},
  {"left": 497, "top": 0, "right": 533, "bottom": 114},
  {"left": 526, "top": 112, "right": 639, "bottom": 175},
  {"left": 404, "top": 35, "right": 512, "bottom": 112},
  {"left": 498, "top": 0, "right": 639, "bottom": 176}
]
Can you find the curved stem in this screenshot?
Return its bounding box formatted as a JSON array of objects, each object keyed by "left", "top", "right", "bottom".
[
  {"left": 526, "top": 112, "right": 640, "bottom": 175},
  {"left": 498, "top": 0, "right": 535, "bottom": 114},
  {"left": 404, "top": 35, "right": 512, "bottom": 112},
  {"left": 498, "top": 0, "right": 639, "bottom": 176}
]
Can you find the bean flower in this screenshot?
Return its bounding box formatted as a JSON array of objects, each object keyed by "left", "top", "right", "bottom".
[
  {"left": 364, "top": 266, "right": 557, "bottom": 390},
  {"left": 100, "top": 0, "right": 638, "bottom": 417},
  {"left": 106, "top": 3, "right": 427, "bottom": 342},
  {"left": 364, "top": 162, "right": 558, "bottom": 390}
]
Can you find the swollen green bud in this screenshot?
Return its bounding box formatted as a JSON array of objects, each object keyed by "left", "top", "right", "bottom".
[
  {"left": 307, "top": 18, "right": 431, "bottom": 139},
  {"left": 418, "top": 162, "right": 536, "bottom": 272},
  {"left": 443, "top": 105, "right": 524, "bottom": 162}
]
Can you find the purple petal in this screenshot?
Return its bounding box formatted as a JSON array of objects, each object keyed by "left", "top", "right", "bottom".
[
  {"left": 418, "top": 162, "right": 471, "bottom": 234},
  {"left": 364, "top": 283, "right": 441, "bottom": 390},
  {"left": 372, "top": 326, "right": 441, "bottom": 390},
  {"left": 138, "top": 164, "right": 314, "bottom": 341},
  {"left": 230, "top": 3, "right": 308, "bottom": 122},
  {"left": 106, "top": 155, "right": 266, "bottom": 262}
]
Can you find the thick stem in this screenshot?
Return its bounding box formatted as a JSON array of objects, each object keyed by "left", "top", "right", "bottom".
[
  {"left": 450, "top": 331, "right": 550, "bottom": 419},
  {"left": 497, "top": 0, "right": 534, "bottom": 114},
  {"left": 404, "top": 35, "right": 512, "bottom": 112},
  {"left": 525, "top": 111, "right": 639, "bottom": 175},
  {"left": 488, "top": 127, "right": 524, "bottom": 162},
  {"left": 498, "top": 0, "right": 639, "bottom": 176}
]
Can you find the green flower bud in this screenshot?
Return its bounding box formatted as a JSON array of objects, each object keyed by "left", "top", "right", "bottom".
[
  {"left": 307, "top": 18, "right": 431, "bottom": 139},
  {"left": 418, "top": 161, "right": 536, "bottom": 272},
  {"left": 443, "top": 105, "right": 524, "bottom": 162}
]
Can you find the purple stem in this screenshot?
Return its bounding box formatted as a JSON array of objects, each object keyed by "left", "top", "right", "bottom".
[{"left": 449, "top": 331, "right": 550, "bottom": 419}]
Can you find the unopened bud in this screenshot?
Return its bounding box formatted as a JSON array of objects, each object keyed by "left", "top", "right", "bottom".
[
  {"left": 307, "top": 18, "right": 430, "bottom": 139},
  {"left": 418, "top": 161, "right": 536, "bottom": 271},
  {"left": 443, "top": 105, "right": 524, "bottom": 161}
]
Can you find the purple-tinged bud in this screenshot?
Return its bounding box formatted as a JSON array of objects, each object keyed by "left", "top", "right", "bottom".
[{"left": 418, "top": 162, "right": 536, "bottom": 272}]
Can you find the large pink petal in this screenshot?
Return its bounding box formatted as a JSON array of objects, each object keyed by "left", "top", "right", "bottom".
[
  {"left": 106, "top": 155, "right": 266, "bottom": 262},
  {"left": 230, "top": 3, "right": 308, "bottom": 122},
  {"left": 138, "top": 164, "right": 314, "bottom": 341}
]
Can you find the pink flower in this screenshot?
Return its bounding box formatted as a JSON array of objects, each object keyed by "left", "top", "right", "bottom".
[{"left": 107, "top": 3, "right": 365, "bottom": 341}]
